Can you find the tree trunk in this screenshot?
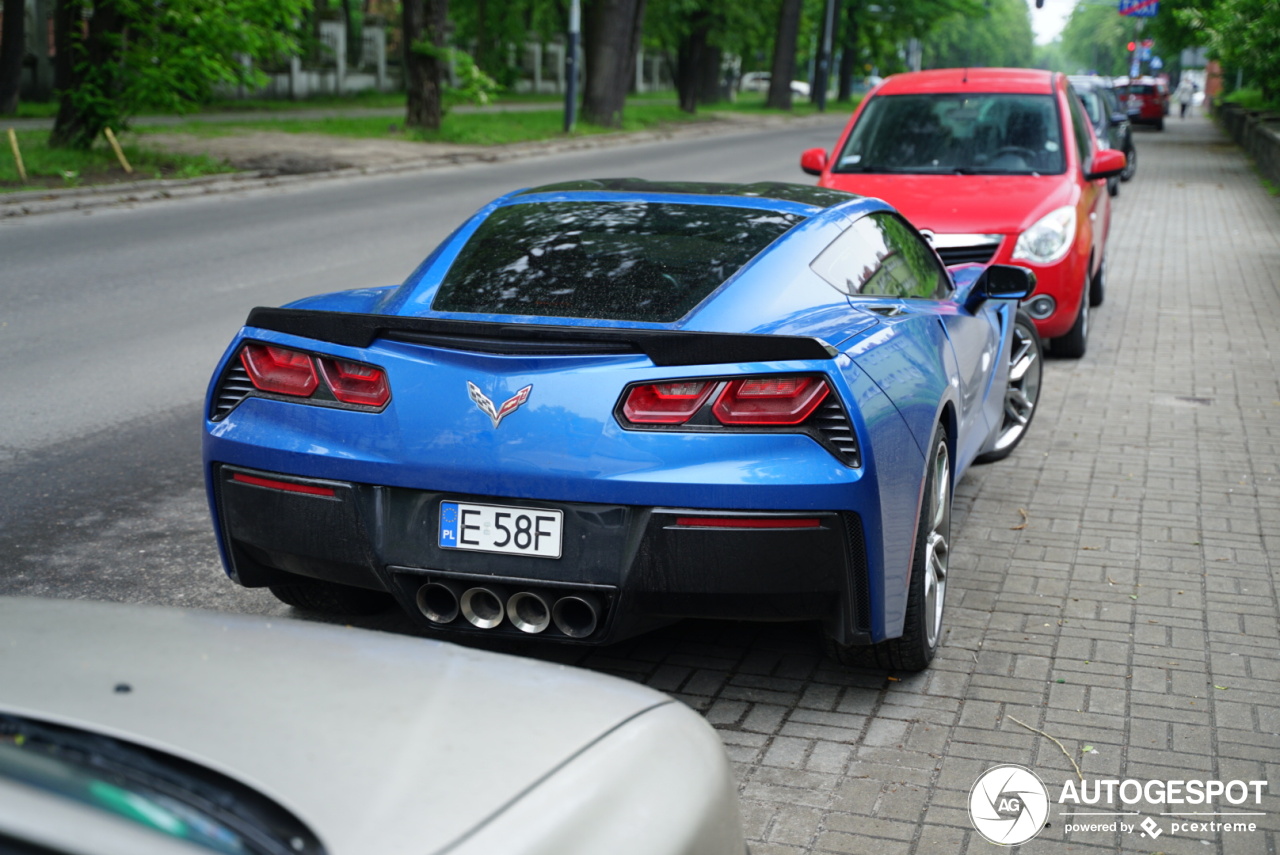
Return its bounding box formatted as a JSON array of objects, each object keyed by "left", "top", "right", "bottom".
[
  {"left": 837, "top": 0, "right": 859, "bottom": 102},
  {"left": 696, "top": 45, "right": 721, "bottom": 105},
  {"left": 341, "top": 0, "right": 358, "bottom": 68},
  {"left": 582, "top": 0, "right": 645, "bottom": 128},
  {"left": 0, "top": 0, "right": 25, "bottom": 114},
  {"left": 50, "top": 0, "right": 126, "bottom": 149},
  {"left": 674, "top": 15, "right": 710, "bottom": 114},
  {"left": 403, "top": 0, "right": 447, "bottom": 131},
  {"left": 766, "top": 0, "right": 802, "bottom": 110}
]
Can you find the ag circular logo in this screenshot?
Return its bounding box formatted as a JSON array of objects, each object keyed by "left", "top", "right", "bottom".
[{"left": 969, "top": 764, "right": 1050, "bottom": 845}]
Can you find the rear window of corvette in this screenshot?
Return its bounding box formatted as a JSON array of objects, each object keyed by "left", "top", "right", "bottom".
[{"left": 432, "top": 201, "right": 805, "bottom": 322}]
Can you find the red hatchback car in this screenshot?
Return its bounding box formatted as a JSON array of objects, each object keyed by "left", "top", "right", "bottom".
[
  {"left": 1115, "top": 75, "right": 1170, "bottom": 130},
  {"left": 801, "top": 68, "right": 1126, "bottom": 356}
]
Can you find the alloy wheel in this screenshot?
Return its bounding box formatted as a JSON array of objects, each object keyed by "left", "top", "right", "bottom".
[
  {"left": 923, "top": 439, "right": 951, "bottom": 649},
  {"left": 990, "top": 319, "right": 1043, "bottom": 453}
]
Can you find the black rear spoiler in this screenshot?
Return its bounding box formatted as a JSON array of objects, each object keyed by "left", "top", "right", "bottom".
[{"left": 245, "top": 308, "right": 837, "bottom": 367}]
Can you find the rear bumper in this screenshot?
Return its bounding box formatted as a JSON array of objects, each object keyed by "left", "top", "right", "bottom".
[{"left": 213, "top": 464, "right": 873, "bottom": 647}]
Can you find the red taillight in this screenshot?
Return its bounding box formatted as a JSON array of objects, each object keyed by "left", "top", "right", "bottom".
[
  {"left": 240, "top": 344, "right": 319, "bottom": 397},
  {"left": 231, "top": 472, "right": 336, "bottom": 497},
  {"left": 319, "top": 358, "right": 390, "bottom": 407},
  {"left": 712, "top": 376, "right": 830, "bottom": 425},
  {"left": 622, "top": 381, "right": 713, "bottom": 424}
]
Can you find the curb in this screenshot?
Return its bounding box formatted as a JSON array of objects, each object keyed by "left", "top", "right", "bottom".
[{"left": 1, "top": 112, "right": 847, "bottom": 219}]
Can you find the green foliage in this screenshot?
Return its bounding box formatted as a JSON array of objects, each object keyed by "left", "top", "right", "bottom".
[
  {"left": 1033, "top": 41, "right": 1068, "bottom": 73},
  {"left": 645, "top": 0, "right": 773, "bottom": 64},
  {"left": 1194, "top": 0, "right": 1280, "bottom": 101},
  {"left": 920, "top": 0, "right": 1034, "bottom": 70},
  {"left": 412, "top": 41, "right": 504, "bottom": 110},
  {"left": 54, "top": 0, "right": 311, "bottom": 149},
  {"left": 448, "top": 48, "right": 506, "bottom": 109},
  {"left": 1222, "top": 87, "right": 1280, "bottom": 112},
  {"left": 450, "top": 0, "right": 566, "bottom": 86},
  {"left": 1061, "top": 3, "right": 1134, "bottom": 76}
]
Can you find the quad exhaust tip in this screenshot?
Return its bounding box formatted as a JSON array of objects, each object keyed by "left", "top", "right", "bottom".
[
  {"left": 507, "top": 591, "right": 552, "bottom": 634},
  {"left": 552, "top": 593, "right": 600, "bottom": 639},
  {"left": 460, "top": 586, "right": 506, "bottom": 629},
  {"left": 416, "top": 581, "right": 461, "bottom": 625},
  {"left": 415, "top": 581, "right": 601, "bottom": 638}
]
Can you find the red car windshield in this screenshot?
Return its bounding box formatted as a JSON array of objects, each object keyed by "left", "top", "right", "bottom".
[{"left": 834, "top": 93, "right": 1066, "bottom": 176}]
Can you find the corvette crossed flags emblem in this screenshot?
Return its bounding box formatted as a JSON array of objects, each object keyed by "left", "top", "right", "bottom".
[{"left": 467, "top": 382, "right": 533, "bottom": 429}]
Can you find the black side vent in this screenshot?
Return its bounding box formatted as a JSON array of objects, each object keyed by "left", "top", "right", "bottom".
[
  {"left": 841, "top": 512, "right": 872, "bottom": 634},
  {"left": 936, "top": 245, "right": 999, "bottom": 266},
  {"left": 813, "top": 397, "right": 860, "bottom": 467},
  {"left": 211, "top": 361, "right": 254, "bottom": 421}
]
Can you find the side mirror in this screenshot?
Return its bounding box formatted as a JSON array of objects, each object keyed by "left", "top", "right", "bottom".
[
  {"left": 1110, "top": 111, "right": 1128, "bottom": 126},
  {"left": 1085, "top": 148, "right": 1127, "bottom": 181},
  {"left": 800, "top": 147, "right": 829, "bottom": 176},
  {"left": 966, "top": 264, "right": 1036, "bottom": 310}
]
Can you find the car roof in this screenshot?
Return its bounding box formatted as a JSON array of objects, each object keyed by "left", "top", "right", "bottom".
[
  {"left": 875, "top": 67, "right": 1057, "bottom": 96},
  {"left": 512, "top": 178, "right": 862, "bottom": 212},
  {"left": 1068, "top": 75, "right": 1115, "bottom": 91}
]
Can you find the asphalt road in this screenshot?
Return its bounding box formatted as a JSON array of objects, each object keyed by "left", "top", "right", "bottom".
[{"left": 0, "top": 114, "right": 847, "bottom": 620}]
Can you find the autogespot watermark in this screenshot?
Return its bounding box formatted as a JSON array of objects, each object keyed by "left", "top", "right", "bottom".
[
  {"left": 969, "top": 766, "right": 1271, "bottom": 846},
  {"left": 969, "top": 765, "right": 1051, "bottom": 845}
]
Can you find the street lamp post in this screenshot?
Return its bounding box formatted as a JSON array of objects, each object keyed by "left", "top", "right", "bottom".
[
  {"left": 814, "top": 0, "right": 837, "bottom": 111},
  {"left": 564, "top": 0, "right": 580, "bottom": 133}
]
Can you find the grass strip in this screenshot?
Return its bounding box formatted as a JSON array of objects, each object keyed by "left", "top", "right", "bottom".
[{"left": 0, "top": 129, "right": 231, "bottom": 192}]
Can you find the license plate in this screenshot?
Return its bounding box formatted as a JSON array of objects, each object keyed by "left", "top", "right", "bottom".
[{"left": 438, "top": 501, "right": 563, "bottom": 558}]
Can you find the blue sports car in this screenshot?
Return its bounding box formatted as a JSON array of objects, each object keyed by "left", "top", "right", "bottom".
[{"left": 203, "top": 179, "right": 1042, "bottom": 671}]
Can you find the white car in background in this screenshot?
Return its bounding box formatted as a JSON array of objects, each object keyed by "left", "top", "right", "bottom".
[
  {"left": 740, "top": 71, "right": 811, "bottom": 98},
  {"left": 0, "top": 598, "right": 746, "bottom": 855}
]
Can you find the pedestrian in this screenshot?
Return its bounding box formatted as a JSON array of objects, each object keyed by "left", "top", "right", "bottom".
[{"left": 1176, "top": 77, "right": 1196, "bottom": 119}]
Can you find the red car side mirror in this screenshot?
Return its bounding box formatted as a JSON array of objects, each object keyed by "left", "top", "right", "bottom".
[
  {"left": 1085, "top": 148, "right": 1127, "bottom": 181},
  {"left": 800, "top": 148, "right": 829, "bottom": 176}
]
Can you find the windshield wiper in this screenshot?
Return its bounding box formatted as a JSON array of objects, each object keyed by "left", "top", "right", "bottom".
[
  {"left": 834, "top": 164, "right": 909, "bottom": 174},
  {"left": 952, "top": 167, "right": 1020, "bottom": 175}
]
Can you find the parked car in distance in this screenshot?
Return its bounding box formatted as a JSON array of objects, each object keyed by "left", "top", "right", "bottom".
[
  {"left": 740, "top": 70, "right": 811, "bottom": 98},
  {"left": 1069, "top": 75, "right": 1137, "bottom": 195},
  {"left": 1115, "top": 75, "right": 1169, "bottom": 130},
  {"left": 0, "top": 597, "right": 746, "bottom": 855},
  {"left": 800, "top": 67, "right": 1126, "bottom": 356},
  {"left": 203, "top": 178, "right": 1044, "bottom": 673}
]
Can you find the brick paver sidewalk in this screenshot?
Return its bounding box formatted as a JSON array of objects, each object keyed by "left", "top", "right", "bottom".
[{"left": 573, "top": 114, "right": 1280, "bottom": 854}]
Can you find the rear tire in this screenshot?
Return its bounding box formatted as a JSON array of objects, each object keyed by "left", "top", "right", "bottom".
[
  {"left": 1089, "top": 256, "right": 1106, "bottom": 307},
  {"left": 1052, "top": 283, "right": 1089, "bottom": 359},
  {"left": 1120, "top": 145, "right": 1137, "bottom": 181},
  {"left": 829, "top": 426, "right": 951, "bottom": 672},
  {"left": 269, "top": 580, "right": 395, "bottom": 615}
]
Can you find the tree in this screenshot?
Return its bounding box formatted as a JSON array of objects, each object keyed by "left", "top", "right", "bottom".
[
  {"left": 582, "top": 0, "right": 646, "bottom": 127},
  {"left": 766, "top": 0, "right": 803, "bottom": 109},
  {"left": 0, "top": 0, "right": 24, "bottom": 114},
  {"left": 921, "top": 0, "right": 1034, "bottom": 70},
  {"left": 1060, "top": 3, "right": 1132, "bottom": 76},
  {"left": 837, "top": 0, "right": 862, "bottom": 102},
  {"left": 50, "top": 0, "right": 310, "bottom": 150},
  {"left": 404, "top": 0, "right": 449, "bottom": 130},
  {"left": 1192, "top": 0, "right": 1280, "bottom": 101}
]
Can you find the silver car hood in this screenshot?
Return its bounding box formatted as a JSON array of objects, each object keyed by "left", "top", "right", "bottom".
[{"left": 0, "top": 598, "right": 678, "bottom": 854}]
